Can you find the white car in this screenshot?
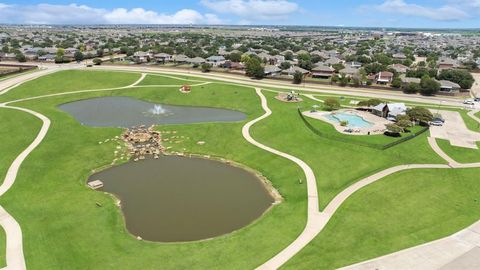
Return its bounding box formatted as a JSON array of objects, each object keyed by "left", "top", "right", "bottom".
[
  {"left": 430, "top": 121, "right": 444, "bottom": 126},
  {"left": 464, "top": 99, "right": 475, "bottom": 105}
]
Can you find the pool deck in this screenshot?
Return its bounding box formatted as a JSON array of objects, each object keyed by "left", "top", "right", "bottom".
[{"left": 303, "top": 109, "right": 390, "bottom": 135}]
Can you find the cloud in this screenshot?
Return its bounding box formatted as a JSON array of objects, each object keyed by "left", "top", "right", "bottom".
[
  {"left": 372, "top": 0, "right": 470, "bottom": 21},
  {"left": 0, "top": 3, "right": 223, "bottom": 24},
  {"left": 201, "top": 0, "right": 299, "bottom": 20}
]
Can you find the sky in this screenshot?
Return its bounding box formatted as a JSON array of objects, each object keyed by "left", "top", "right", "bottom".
[{"left": 0, "top": 0, "right": 479, "bottom": 28}]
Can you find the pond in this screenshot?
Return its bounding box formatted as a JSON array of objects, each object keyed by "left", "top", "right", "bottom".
[
  {"left": 88, "top": 156, "right": 275, "bottom": 242},
  {"left": 59, "top": 96, "right": 246, "bottom": 128}
]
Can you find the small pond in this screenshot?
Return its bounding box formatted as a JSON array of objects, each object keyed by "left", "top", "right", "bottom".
[
  {"left": 59, "top": 96, "right": 246, "bottom": 127},
  {"left": 88, "top": 156, "right": 275, "bottom": 242}
]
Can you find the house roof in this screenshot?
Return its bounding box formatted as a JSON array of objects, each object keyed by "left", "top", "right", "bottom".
[
  {"left": 206, "top": 55, "right": 225, "bottom": 61},
  {"left": 264, "top": 65, "right": 282, "bottom": 74},
  {"left": 312, "top": 65, "right": 334, "bottom": 72},
  {"left": 438, "top": 80, "right": 461, "bottom": 89}
]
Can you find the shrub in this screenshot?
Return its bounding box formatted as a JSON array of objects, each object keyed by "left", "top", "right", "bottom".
[
  {"left": 92, "top": 58, "right": 102, "bottom": 65},
  {"left": 437, "top": 69, "right": 474, "bottom": 89},
  {"left": 403, "top": 82, "right": 420, "bottom": 94},
  {"left": 293, "top": 71, "right": 303, "bottom": 84},
  {"left": 324, "top": 98, "right": 340, "bottom": 111}
]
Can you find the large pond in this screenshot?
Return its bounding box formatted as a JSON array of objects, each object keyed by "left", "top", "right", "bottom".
[
  {"left": 59, "top": 96, "right": 246, "bottom": 127},
  {"left": 89, "top": 156, "right": 275, "bottom": 242}
]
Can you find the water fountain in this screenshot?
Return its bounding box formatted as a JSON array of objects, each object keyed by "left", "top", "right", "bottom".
[{"left": 149, "top": 105, "right": 167, "bottom": 115}]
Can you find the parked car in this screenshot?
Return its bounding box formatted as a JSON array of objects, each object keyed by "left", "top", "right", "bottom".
[
  {"left": 430, "top": 120, "right": 444, "bottom": 126},
  {"left": 464, "top": 99, "right": 475, "bottom": 105},
  {"left": 387, "top": 116, "right": 397, "bottom": 122}
]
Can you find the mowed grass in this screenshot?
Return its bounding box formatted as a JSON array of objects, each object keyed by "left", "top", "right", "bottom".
[
  {"left": 0, "top": 70, "right": 474, "bottom": 270},
  {"left": 437, "top": 139, "right": 480, "bottom": 163},
  {"left": 0, "top": 109, "right": 42, "bottom": 267},
  {"left": 0, "top": 82, "right": 308, "bottom": 269},
  {"left": 460, "top": 110, "right": 480, "bottom": 132},
  {"left": 283, "top": 168, "right": 480, "bottom": 269},
  {"left": 137, "top": 74, "right": 207, "bottom": 86},
  {"left": 252, "top": 91, "right": 445, "bottom": 209},
  {"left": 0, "top": 70, "right": 140, "bottom": 103}
]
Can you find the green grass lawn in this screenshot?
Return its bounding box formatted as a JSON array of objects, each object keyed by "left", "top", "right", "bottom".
[
  {"left": 283, "top": 168, "right": 480, "bottom": 269},
  {"left": 0, "top": 81, "right": 308, "bottom": 269},
  {"left": 0, "top": 70, "right": 476, "bottom": 269},
  {"left": 0, "top": 109, "right": 42, "bottom": 268},
  {"left": 137, "top": 74, "right": 207, "bottom": 86},
  {"left": 460, "top": 110, "right": 480, "bottom": 132},
  {"left": 0, "top": 70, "right": 140, "bottom": 103},
  {"left": 252, "top": 91, "right": 445, "bottom": 209},
  {"left": 436, "top": 139, "right": 480, "bottom": 163}
]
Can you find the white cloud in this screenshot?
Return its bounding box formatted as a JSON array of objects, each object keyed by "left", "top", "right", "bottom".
[
  {"left": 373, "top": 0, "right": 470, "bottom": 21},
  {"left": 0, "top": 3, "right": 224, "bottom": 24},
  {"left": 201, "top": 0, "right": 299, "bottom": 20}
]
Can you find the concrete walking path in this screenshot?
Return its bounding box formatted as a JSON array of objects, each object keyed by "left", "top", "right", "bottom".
[
  {"left": 340, "top": 134, "right": 480, "bottom": 270},
  {"left": 0, "top": 104, "right": 51, "bottom": 270},
  {"left": 246, "top": 89, "right": 451, "bottom": 270}
]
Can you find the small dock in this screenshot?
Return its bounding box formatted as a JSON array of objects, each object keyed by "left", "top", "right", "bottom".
[{"left": 88, "top": 180, "right": 104, "bottom": 190}]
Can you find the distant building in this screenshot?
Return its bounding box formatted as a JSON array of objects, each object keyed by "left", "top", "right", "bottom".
[
  {"left": 372, "top": 103, "right": 407, "bottom": 118},
  {"left": 206, "top": 56, "right": 226, "bottom": 66}
]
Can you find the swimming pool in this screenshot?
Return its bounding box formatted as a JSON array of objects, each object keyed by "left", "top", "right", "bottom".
[{"left": 324, "top": 112, "right": 373, "bottom": 128}]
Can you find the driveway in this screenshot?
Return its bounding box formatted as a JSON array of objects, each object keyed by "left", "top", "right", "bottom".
[{"left": 429, "top": 110, "right": 480, "bottom": 149}]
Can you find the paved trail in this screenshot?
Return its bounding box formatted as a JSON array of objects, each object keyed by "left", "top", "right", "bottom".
[{"left": 0, "top": 68, "right": 479, "bottom": 270}]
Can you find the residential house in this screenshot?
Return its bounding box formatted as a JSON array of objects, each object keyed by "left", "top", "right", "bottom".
[
  {"left": 132, "top": 51, "right": 151, "bottom": 63},
  {"left": 264, "top": 65, "right": 282, "bottom": 77},
  {"left": 283, "top": 66, "right": 309, "bottom": 76},
  {"left": 392, "top": 53, "right": 407, "bottom": 60},
  {"left": 375, "top": 71, "right": 394, "bottom": 84},
  {"left": 311, "top": 65, "right": 335, "bottom": 78},
  {"left": 399, "top": 74, "right": 421, "bottom": 85},
  {"left": 339, "top": 66, "right": 360, "bottom": 78},
  {"left": 438, "top": 80, "right": 461, "bottom": 93},
  {"left": 154, "top": 53, "right": 172, "bottom": 63},
  {"left": 188, "top": 57, "right": 206, "bottom": 66},
  {"left": 324, "top": 57, "right": 342, "bottom": 66},
  {"left": 438, "top": 57, "right": 458, "bottom": 70},
  {"left": 206, "top": 56, "right": 226, "bottom": 67},
  {"left": 372, "top": 103, "right": 407, "bottom": 118},
  {"left": 389, "top": 63, "right": 409, "bottom": 73},
  {"left": 348, "top": 61, "right": 362, "bottom": 68},
  {"left": 173, "top": 54, "right": 189, "bottom": 63}
]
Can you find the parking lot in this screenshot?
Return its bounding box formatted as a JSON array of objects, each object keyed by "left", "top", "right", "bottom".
[{"left": 429, "top": 110, "right": 480, "bottom": 149}]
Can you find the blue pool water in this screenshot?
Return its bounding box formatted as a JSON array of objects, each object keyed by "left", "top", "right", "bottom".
[{"left": 324, "top": 113, "right": 373, "bottom": 128}]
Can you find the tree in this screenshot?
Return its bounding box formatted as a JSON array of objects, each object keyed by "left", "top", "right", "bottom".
[
  {"left": 280, "top": 61, "right": 291, "bottom": 70},
  {"left": 437, "top": 69, "right": 474, "bottom": 89},
  {"left": 245, "top": 57, "right": 265, "bottom": 79},
  {"left": 228, "top": 52, "right": 242, "bottom": 62},
  {"left": 403, "top": 82, "right": 420, "bottom": 94},
  {"left": 332, "top": 63, "right": 345, "bottom": 73},
  {"left": 385, "top": 124, "right": 403, "bottom": 134},
  {"left": 391, "top": 77, "right": 402, "bottom": 88},
  {"left": 358, "top": 98, "right": 383, "bottom": 107},
  {"left": 74, "top": 51, "right": 84, "bottom": 62},
  {"left": 293, "top": 71, "right": 303, "bottom": 84},
  {"left": 331, "top": 74, "right": 339, "bottom": 84},
  {"left": 420, "top": 76, "right": 440, "bottom": 95},
  {"left": 201, "top": 63, "right": 212, "bottom": 73},
  {"left": 323, "top": 98, "right": 340, "bottom": 111},
  {"left": 397, "top": 119, "right": 413, "bottom": 130},
  {"left": 407, "top": 107, "right": 433, "bottom": 123},
  {"left": 339, "top": 76, "right": 349, "bottom": 86},
  {"left": 298, "top": 60, "right": 313, "bottom": 71},
  {"left": 351, "top": 77, "right": 360, "bottom": 87},
  {"left": 15, "top": 53, "right": 26, "bottom": 62},
  {"left": 92, "top": 58, "right": 102, "bottom": 65}
]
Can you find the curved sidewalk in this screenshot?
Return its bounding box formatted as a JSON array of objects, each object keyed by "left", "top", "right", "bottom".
[
  {"left": 0, "top": 105, "right": 51, "bottom": 270},
  {"left": 246, "top": 89, "right": 450, "bottom": 270}
]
